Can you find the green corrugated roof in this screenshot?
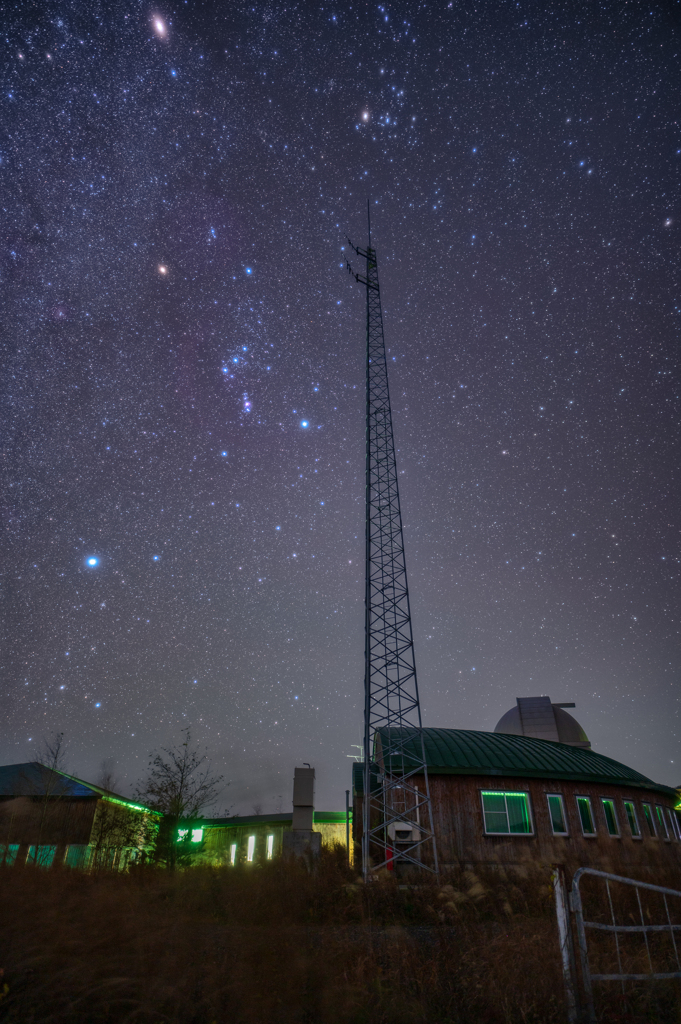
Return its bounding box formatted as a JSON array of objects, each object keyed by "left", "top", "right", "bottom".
[{"left": 375, "top": 728, "right": 676, "bottom": 799}]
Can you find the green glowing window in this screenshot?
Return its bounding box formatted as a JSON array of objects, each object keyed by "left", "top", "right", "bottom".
[
  {"left": 601, "top": 799, "right": 619, "bottom": 836},
  {"left": 0, "top": 844, "right": 19, "bottom": 867},
  {"left": 623, "top": 801, "right": 640, "bottom": 837},
  {"left": 576, "top": 797, "right": 596, "bottom": 835},
  {"left": 481, "top": 791, "right": 532, "bottom": 834},
  {"left": 642, "top": 803, "right": 656, "bottom": 837},
  {"left": 230, "top": 843, "right": 237, "bottom": 866},
  {"left": 266, "top": 834, "right": 274, "bottom": 860},
  {"left": 191, "top": 828, "right": 203, "bottom": 843},
  {"left": 546, "top": 794, "right": 568, "bottom": 835},
  {"left": 177, "top": 829, "right": 189, "bottom": 842},
  {"left": 65, "top": 845, "right": 90, "bottom": 868},
  {"left": 656, "top": 806, "right": 669, "bottom": 839},
  {"left": 247, "top": 835, "right": 256, "bottom": 862},
  {"left": 27, "top": 845, "right": 57, "bottom": 868},
  {"left": 674, "top": 810, "right": 681, "bottom": 839}
]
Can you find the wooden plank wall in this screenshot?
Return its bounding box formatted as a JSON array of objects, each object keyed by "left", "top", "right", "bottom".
[{"left": 354, "top": 773, "right": 681, "bottom": 880}]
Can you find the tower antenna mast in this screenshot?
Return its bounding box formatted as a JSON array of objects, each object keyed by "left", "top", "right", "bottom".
[{"left": 346, "top": 205, "right": 439, "bottom": 878}]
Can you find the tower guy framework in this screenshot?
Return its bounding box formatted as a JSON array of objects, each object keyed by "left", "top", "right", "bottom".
[{"left": 347, "top": 205, "right": 439, "bottom": 878}]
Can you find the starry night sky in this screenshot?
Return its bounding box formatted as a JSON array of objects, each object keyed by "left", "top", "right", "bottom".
[{"left": 1, "top": 0, "right": 679, "bottom": 812}]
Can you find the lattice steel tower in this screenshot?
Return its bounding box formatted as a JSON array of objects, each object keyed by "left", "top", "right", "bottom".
[{"left": 347, "top": 205, "right": 438, "bottom": 878}]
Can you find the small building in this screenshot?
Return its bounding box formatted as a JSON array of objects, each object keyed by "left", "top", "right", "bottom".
[
  {"left": 186, "top": 809, "right": 350, "bottom": 866},
  {"left": 0, "top": 762, "right": 159, "bottom": 869},
  {"left": 353, "top": 726, "right": 681, "bottom": 879},
  {"left": 179, "top": 764, "right": 351, "bottom": 866}
]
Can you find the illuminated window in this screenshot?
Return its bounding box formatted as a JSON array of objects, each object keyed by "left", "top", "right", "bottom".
[
  {"left": 674, "top": 810, "right": 681, "bottom": 839},
  {"left": 177, "top": 829, "right": 189, "bottom": 841},
  {"left": 266, "top": 834, "right": 274, "bottom": 859},
  {"left": 546, "top": 794, "right": 568, "bottom": 835},
  {"left": 247, "top": 835, "right": 256, "bottom": 862},
  {"left": 65, "top": 845, "right": 90, "bottom": 868},
  {"left": 191, "top": 828, "right": 203, "bottom": 843},
  {"left": 481, "top": 791, "right": 532, "bottom": 834},
  {"left": 623, "top": 801, "right": 641, "bottom": 837},
  {"left": 656, "top": 806, "right": 669, "bottom": 839},
  {"left": 576, "top": 797, "right": 596, "bottom": 835},
  {"left": 601, "top": 799, "right": 619, "bottom": 836},
  {"left": 642, "top": 803, "right": 656, "bottom": 836},
  {"left": 27, "top": 845, "right": 57, "bottom": 867},
  {"left": 0, "top": 844, "right": 19, "bottom": 866},
  {"left": 230, "top": 843, "right": 237, "bottom": 866}
]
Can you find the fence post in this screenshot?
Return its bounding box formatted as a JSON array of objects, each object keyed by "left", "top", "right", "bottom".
[
  {"left": 570, "top": 872, "right": 597, "bottom": 1023},
  {"left": 552, "top": 865, "right": 579, "bottom": 1023}
]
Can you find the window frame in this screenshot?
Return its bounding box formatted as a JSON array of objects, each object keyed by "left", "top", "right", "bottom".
[
  {"left": 601, "top": 798, "right": 620, "bottom": 837},
  {"left": 575, "top": 796, "right": 597, "bottom": 836},
  {"left": 546, "top": 793, "right": 569, "bottom": 836},
  {"left": 656, "top": 805, "right": 670, "bottom": 840},
  {"left": 229, "top": 842, "right": 237, "bottom": 866},
  {"left": 622, "top": 800, "right": 641, "bottom": 838},
  {"left": 642, "top": 803, "right": 656, "bottom": 837},
  {"left": 246, "top": 835, "right": 256, "bottom": 862},
  {"left": 266, "top": 834, "right": 274, "bottom": 860},
  {"left": 667, "top": 808, "right": 678, "bottom": 840},
  {"left": 480, "top": 790, "right": 534, "bottom": 836}
]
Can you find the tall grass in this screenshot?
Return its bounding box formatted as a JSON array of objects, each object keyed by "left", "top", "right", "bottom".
[{"left": 0, "top": 850, "right": 679, "bottom": 1022}]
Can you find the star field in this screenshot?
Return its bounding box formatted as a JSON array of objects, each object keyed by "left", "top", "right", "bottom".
[{"left": 1, "top": 0, "right": 679, "bottom": 809}]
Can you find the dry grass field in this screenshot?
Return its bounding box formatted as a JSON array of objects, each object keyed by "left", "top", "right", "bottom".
[{"left": 1, "top": 849, "right": 679, "bottom": 1023}]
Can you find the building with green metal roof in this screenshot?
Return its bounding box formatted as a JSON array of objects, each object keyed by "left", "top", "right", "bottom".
[{"left": 353, "top": 726, "right": 681, "bottom": 879}]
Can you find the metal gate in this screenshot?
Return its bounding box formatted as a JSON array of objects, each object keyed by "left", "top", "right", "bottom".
[{"left": 553, "top": 866, "right": 681, "bottom": 1022}]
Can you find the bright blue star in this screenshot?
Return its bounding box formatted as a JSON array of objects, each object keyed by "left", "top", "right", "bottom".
[
  {"left": 245, "top": 267, "right": 252, "bottom": 275},
  {"left": 221, "top": 451, "right": 228, "bottom": 457},
  {"left": 153, "top": 555, "right": 160, "bottom": 561},
  {"left": 300, "top": 420, "right": 309, "bottom": 428},
  {"left": 86, "top": 557, "right": 98, "bottom": 567}
]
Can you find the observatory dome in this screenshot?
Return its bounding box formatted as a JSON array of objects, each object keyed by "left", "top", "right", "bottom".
[{"left": 494, "top": 696, "right": 591, "bottom": 749}]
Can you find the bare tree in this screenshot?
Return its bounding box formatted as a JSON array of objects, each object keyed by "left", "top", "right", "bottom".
[
  {"left": 97, "top": 758, "right": 121, "bottom": 795},
  {"left": 134, "top": 729, "right": 224, "bottom": 867},
  {"left": 29, "top": 732, "right": 68, "bottom": 864},
  {"left": 252, "top": 802, "right": 263, "bottom": 816},
  {"left": 88, "top": 800, "right": 157, "bottom": 871}
]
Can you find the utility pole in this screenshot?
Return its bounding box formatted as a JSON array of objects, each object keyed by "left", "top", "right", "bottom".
[{"left": 347, "top": 204, "right": 438, "bottom": 879}]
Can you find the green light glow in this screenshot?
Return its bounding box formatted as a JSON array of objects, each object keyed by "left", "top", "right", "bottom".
[
  {"left": 481, "top": 791, "right": 531, "bottom": 834},
  {"left": 601, "top": 798, "right": 619, "bottom": 836},
  {"left": 623, "top": 801, "right": 640, "bottom": 837},
  {"left": 576, "top": 796, "right": 595, "bottom": 835},
  {"left": 642, "top": 803, "right": 656, "bottom": 837},
  {"left": 547, "top": 794, "right": 568, "bottom": 834},
  {"left": 656, "top": 805, "right": 669, "bottom": 839}
]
